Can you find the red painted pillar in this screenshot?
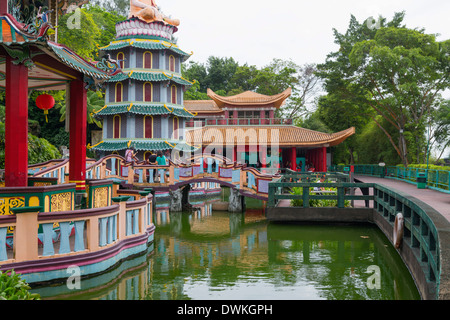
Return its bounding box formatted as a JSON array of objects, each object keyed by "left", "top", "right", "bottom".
[
  {"left": 0, "top": 1, "right": 7, "bottom": 14},
  {"left": 69, "top": 79, "right": 87, "bottom": 192},
  {"left": 5, "top": 57, "right": 28, "bottom": 187},
  {"left": 322, "top": 147, "right": 327, "bottom": 172},
  {"left": 291, "top": 147, "right": 297, "bottom": 171}
]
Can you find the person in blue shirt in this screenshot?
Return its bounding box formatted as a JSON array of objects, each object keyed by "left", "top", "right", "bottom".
[{"left": 156, "top": 151, "right": 166, "bottom": 165}]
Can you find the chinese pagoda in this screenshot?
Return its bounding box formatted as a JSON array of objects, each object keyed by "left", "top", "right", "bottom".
[{"left": 91, "top": 2, "right": 195, "bottom": 160}]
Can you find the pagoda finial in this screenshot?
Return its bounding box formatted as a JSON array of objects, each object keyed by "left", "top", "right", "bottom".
[{"left": 129, "top": 0, "right": 180, "bottom": 26}]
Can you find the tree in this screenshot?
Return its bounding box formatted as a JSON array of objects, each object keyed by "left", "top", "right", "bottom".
[
  {"left": 58, "top": 90, "right": 105, "bottom": 129},
  {"left": 57, "top": 5, "right": 126, "bottom": 60},
  {"left": 317, "top": 12, "right": 450, "bottom": 167},
  {"left": 427, "top": 99, "right": 450, "bottom": 162},
  {"left": 349, "top": 27, "right": 450, "bottom": 166}
]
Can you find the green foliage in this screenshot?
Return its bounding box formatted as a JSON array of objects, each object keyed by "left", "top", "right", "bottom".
[
  {"left": 289, "top": 185, "right": 351, "bottom": 208},
  {"left": 57, "top": 5, "right": 126, "bottom": 60},
  {"left": 28, "top": 133, "right": 61, "bottom": 165},
  {"left": 0, "top": 270, "right": 40, "bottom": 300},
  {"left": 318, "top": 12, "right": 450, "bottom": 167},
  {"left": 183, "top": 57, "right": 320, "bottom": 120}
]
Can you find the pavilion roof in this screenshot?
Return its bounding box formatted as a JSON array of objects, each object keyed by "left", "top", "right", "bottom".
[
  {"left": 0, "top": 14, "right": 120, "bottom": 90},
  {"left": 94, "top": 102, "right": 195, "bottom": 118},
  {"left": 184, "top": 100, "right": 222, "bottom": 114},
  {"left": 108, "top": 70, "right": 194, "bottom": 86},
  {"left": 185, "top": 125, "right": 355, "bottom": 148},
  {"left": 207, "top": 88, "right": 292, "bottom": 109},
  {"left": 89, "top": 139, "right": 197, "bottom": 152},
  {"left": 99, "top": 39, "right": 192, "bottom": 61}
]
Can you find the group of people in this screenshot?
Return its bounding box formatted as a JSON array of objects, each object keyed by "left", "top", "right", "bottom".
[
  {"left": 125, "top": 147, "right": 167, "bottom": 166},
  {"left": 125, "top": 147, "right": 168, "bottom": 183}
]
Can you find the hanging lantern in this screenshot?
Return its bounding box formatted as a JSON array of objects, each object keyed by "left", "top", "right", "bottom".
[{"left": 36, "top": 94, "right": 55, "bottom": 123}]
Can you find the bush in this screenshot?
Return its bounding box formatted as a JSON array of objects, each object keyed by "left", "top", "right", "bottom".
[
  {"left": 0, "top": 270, "right": 40, "bottom": 300},
  {"left": 289, "top": 185, "right": 351, "bottom": 207}
]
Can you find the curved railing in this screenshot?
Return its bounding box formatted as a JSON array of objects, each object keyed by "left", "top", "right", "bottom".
[
  {"left": 267, "top": 174, "right": 450, "bottom": 300},
  {"left": 333, "top": 164, "right": 450, "bottom": 193},
  {"left": 26, "top": 154, "right": 280, "bottom": 199},
  {"left": 0, "top": 187, "right": 154, "bottom": 283}
]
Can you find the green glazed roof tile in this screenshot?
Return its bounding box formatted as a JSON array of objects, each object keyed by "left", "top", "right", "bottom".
[
  {"left": 108, "top": 71, "right": 194, "bottom": 86},
  {"left": 95, "top": 102, "right": 195, "bottom": 118},
  {"left": 99, "top": 39, "right": 192, "bottom": 61},
  {"left": 91, "top": 139, "right": 197, "bottom": 152}
]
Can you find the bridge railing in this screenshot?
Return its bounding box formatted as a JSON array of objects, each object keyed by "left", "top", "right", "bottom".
[
  {"left": 333, "top": 164, "right": 450, "bottom": 193},
  {"left": 0, "top": 192, "right": 154, "bottom": 267},
  {"left": 19, "top": 154, "right": 279, "bottom": 198},
  {"left": 267, "top": 176, "right": 449, "bottom": 300}
]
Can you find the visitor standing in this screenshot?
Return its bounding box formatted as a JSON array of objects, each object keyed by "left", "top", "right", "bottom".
[{"left": 125, "top": 147, "right": 137, "bottom": 163}]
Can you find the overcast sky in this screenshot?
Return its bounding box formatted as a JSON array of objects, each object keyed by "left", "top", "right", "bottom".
[{"left": 156, "top": 0, "right": 450, "bottom": 68}]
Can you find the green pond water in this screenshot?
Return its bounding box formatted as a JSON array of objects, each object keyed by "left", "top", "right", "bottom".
[{"left": 32, "top": 196, "right": 420, "bottom": 300}]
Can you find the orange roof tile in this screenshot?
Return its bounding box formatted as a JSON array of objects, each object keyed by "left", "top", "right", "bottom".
[
  {"left": 207, "top": 88, "right": 292, "bottom": 109},
  {"left": 186, "top": 126, "right": 355, "bottom": 147},
  {"left": 184, "top": 100, "right": 222, "bottom": 113}
]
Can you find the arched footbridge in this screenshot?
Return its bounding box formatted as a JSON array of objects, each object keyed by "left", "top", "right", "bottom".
[{"left": 27, "top": 154, "right": 278, "bottom": 201}]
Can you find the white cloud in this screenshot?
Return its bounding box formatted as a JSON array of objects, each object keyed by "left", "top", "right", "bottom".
[{"left": 157, "top": 0, "right": 450, "bottom": 67}]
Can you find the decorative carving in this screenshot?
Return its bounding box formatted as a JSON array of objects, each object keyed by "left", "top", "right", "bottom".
[
  {"left": 93, "top": 187, "right": 108, "bottom": 208},
  {"left": 22, "top": 6, "right": 54, "bottom": 40},
  {"left": 95, "top": 55, "right": 120, "bottom": 74},
  {"left": 51, "top": 192, "right": 72, "bottom": 212},
  {"left": 2, "top": 45, "right": 43, "bottom": 68},
  {"left": 129, "top": 0, "right": 180, "bottom": 26},
  {"left": 0, "top": 197, "right": 25, "bottom": 233}
]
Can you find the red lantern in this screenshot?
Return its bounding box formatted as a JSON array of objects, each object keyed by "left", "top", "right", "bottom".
[{"left": 36, "top": 94, "right": 55, "bottom": 123}]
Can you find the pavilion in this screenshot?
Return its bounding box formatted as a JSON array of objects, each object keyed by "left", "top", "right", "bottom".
[
  {"left": 184, "top": 89, "right": 355, "bottom": 172},
  {"left": 0, "top": 1, "right": 119, "bottom": 191}
]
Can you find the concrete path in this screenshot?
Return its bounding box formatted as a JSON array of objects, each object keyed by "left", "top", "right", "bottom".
[{"left": 354, "top": 175, "right": 450, "bottom": 222}]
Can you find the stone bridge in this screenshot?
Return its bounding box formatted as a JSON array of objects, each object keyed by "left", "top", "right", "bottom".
[{"left": 28, "top": 154, "right": 278, "bottom": 212}]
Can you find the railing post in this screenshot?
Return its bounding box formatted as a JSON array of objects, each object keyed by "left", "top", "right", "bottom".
[
  {"left": 128, "top": 165, "right": 134, "bottom": 184},
  {"left": 169, "top": 165, "right": 174, "bottom": 185},
  {"left": 302, "top": 187, "right": 310, "bottom": 208},
  {"left": 12, "top": 206, "right": 42, "bottom": 262},
  {"left": 112, "top": 196, "right": 130, "bottom": 241},
  {"left": 268, "top": 185, "right": 275, "bottom": 208},
  {"left": 337, "top": 185, "right": 345, "bottom": 208}
]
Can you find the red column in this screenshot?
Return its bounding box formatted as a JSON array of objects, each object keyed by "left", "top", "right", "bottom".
[
  {"left": 69, "top": 79, "right": 87, "bottom": 192},
  {"left": 0, "top": 1, "right": 7, "bottom": 14},
  {"left": 5, "top": 57, "right": 28, "bottom": 187},
  {"left": 291, "top": 147, "right": 297, "bottom": 171},
  {"left": 322, "top": 147, "right": 327, "bottom": 172}
]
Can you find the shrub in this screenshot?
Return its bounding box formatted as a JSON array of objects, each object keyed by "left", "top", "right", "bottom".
[
  {"left": 289, "top": 185, "right": 351, "bottom": 207},
  {"left": 0, "top": 270, "right": 40, "bottom": 300}
]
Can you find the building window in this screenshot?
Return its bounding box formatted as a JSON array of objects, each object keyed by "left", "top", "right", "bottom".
[
  {"left": 143, "top": 51, "right": 152, "bottom": 69},
  {"left": 113, "top": 115, "right": 121, "bottom": 139},
  {"left": 117, "top": 52, "right": 125, "bottom": 69},
  {"left": 115, "top": 82, "right": 123, "bottom": 102},
  {"left": 144, "top": 82, "right": 153, "bottom": 102},
  {"left": 169, "top": 55, "right": 175, "bottom": 72},
  {"left": 144, "top": 115, "right": 153, "bottom": 139},
  {"left": 173, "top": 116, "right": 179, "bottom": 139},
  {"left": 171, "top": 85, "right": 177, "bottom": 104}
]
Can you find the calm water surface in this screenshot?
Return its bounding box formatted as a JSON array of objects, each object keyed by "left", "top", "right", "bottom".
[{"left": 32, "top": 198, "right": 420, "bottom": 300}]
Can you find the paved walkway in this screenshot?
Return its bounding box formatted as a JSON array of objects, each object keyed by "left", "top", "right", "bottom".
[{"left": 354, "top": 175, "right": 450, "bottom": 222}]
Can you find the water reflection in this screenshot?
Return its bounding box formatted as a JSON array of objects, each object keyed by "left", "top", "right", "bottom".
[{"left": 32, "top": 196, "right": 420, "bottom": 300}]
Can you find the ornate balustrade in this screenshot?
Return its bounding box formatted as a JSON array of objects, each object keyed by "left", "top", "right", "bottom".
[
  {"left": 266, "top": 174, "right": 450, "bottom": 300},
  {"left": 333, "top": 164, "right": 450, "bottom": 193},
  {"left": 185, "top": 118, "right": 293, "bottom": 128},
  {"left": 0, "top": 190, "right": 154, "bottom": 284}
]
